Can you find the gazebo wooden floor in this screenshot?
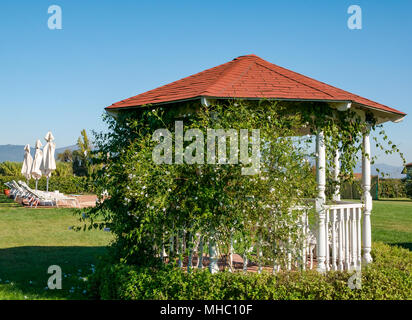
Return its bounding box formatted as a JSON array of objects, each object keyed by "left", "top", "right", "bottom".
[{"left": 168, "top": 253, "right": 316, "bottom": 273}]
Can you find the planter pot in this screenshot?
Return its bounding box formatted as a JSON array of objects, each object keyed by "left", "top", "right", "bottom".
[{"left": 4, "top": 189, "right": 10, "bottom": 196}]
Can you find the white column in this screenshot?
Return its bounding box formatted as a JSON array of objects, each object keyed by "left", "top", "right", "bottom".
[
  {"left": 333, "top": 149, "right": 341, "bottom": 202},
  {"left": 362, "top": 128, "right": 373, "bottom": 264},
  {"left": 316, "top": 131, "right": 327, "bottom": 272}
]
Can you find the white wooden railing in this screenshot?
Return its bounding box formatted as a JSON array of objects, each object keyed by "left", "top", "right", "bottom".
[
  {"left": 161, "top": 201, "right": 365, "bottom": 273},
  {"left": 322, "top": 201, "right": 364, "bottom": 271}
]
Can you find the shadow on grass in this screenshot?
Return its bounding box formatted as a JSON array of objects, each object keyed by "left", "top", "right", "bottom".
[
  {"left": 0, "top": 246, "right": 107, "bottom": 299},
  {"left": 388, "top": 242, "right": 412, "bottom": 251},
  {"left": 376, "top": 199, "right": 412, "bottom": 203}
]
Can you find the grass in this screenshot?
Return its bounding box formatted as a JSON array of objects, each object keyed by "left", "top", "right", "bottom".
[
  {"left": 371, "top": 199, "right": 412, "bottom": 251},
  {"left": 0, "top": 194, "right": 410, "bottom": 300},
  {"left": 0, "top": 195, "right": 113, "bottom": 299}
]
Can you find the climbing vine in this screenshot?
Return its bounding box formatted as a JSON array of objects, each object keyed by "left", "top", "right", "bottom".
[{"left": 79, "top": 100, "right": 404, "bottom": 270}]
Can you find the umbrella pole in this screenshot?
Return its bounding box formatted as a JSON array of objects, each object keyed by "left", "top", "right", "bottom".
[
  {"left": 35, "top": 179, "right": 38, "bottom": 191},
  {"left": 46, "top": 177, "right": 49, "bottom": 192}
]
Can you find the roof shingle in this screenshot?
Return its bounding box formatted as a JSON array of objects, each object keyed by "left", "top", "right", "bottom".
[{"left": 106, "top": 54, "right": 405, "bottom": 116}]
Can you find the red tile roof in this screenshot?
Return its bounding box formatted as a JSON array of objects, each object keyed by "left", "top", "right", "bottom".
[{"left": 106, "top": 54, "right": 405, "bottom": 116}]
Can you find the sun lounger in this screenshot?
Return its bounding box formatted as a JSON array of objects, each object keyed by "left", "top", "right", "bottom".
[{"left": 18, "top": 181, "right": 79, "bottom": 208}]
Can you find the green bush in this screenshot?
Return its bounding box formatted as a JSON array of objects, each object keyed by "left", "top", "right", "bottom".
[
  {"left": 0, "top": 175, "right": 93, "bottom": 194},
  {"left": 406, "top": 179, "right": 412, "bottom": 199},
  {"left": 378, "top": 179, "right": 407, "bottom": 199},
  {"left": 0, "top": 161, "right": 74, "bottom": 177},
  {"left": 88, "top": 242, "right": 412, "bottom": 300},
  {"left": 0, "top": 161, "right": 22, "bottom": 176}
]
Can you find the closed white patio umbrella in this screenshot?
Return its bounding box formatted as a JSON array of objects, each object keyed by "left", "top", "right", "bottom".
[
  {"left": 21, "top": 144, "right": 33, "bottom": 183},
  {"left": 40, "top": 131, "right": 56, "bottom": 192},
  {"left": 31, "top": 139, "right": 43, "bottom": 190}
]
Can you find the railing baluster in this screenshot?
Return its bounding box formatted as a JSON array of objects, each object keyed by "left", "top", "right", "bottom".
[
  {"left": 357, "top": 207, "right": 362, "bottom": 270},
  {"left": 351, "top": 208, "right": 357, "bottom": 271},
  {"left": 197, "top": 235, "right": 204, "bottom": 269},
  {"left": 177, "top": 232, "right": 183, "bottom": 268},
  {"left": 325, "top": 208, "right": 330, "bottom": 271},
  {"left": 287, "top": 238, "right": 292, "bottom": 271},
  {"left": 243, "top": 253, "right": 248, "bottom": 273},
  {"left": 344, "top": 208, "right": 350, "bottom": 270},
  {"left": 229, "top": 236, "right": 234, "bottom": 272},
  {"left": 338, "top": 209, "right": 344, "bottom": 271},
  {"left": 331, "top": 209, "right": 337, "bottom": 271},
  {"left": 301, "top": 212, "right": 307, "bottom": 271},
  {"left": 348, "top": 210, "right": 352, "bottom": 269},
  {"left": 273, "top": 240, "right": 279, "bottom": 274},
  {"left": 188, "top": 233, "right": 193, "bottom": 272},
  {"left": 258, "top": 238, "right": 263, "bottom": 274}
]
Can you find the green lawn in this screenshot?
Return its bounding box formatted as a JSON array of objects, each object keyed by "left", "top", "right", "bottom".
[
  {"left": 0, "top": 194, "right": 410, "bottom": 300},
  {"left": 0, "top": 195, "right": 113, "bottom": 299},
  {"left": 371, "top": 199, "right": 412, "bottom": 251}
]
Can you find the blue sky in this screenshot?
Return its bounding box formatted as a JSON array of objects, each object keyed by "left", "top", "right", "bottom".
[{"left": 0, "top": 0, "right": 411, "bottom": 166}]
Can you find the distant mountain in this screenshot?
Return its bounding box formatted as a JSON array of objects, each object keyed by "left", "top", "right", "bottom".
[
  {"left": 352, "top": 163, "right": 405, "bottom": 179},
  {"left": 371, "top": 163, "right": 406, "bottom": 179},
  {"left": 0, "top": 144, "right": 78, "bottom": 163},
  {"left": 56, "top": 145, "right": 78, "bottom": 154}
]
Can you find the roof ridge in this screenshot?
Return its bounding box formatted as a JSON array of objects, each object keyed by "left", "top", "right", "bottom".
[
  {"left": 256, "top": 57, "right": 368, "bottom": 101},
  {"left": 202, "top": 56, "right": 255, "bottom": 96},
  {"left": 262, "top": 59, "right": 402, "bottom": 113},
  {"left": 109, "top": 59, "right": 238, "bottom": 107},
  {"left": 253, "top": 57, "right": 337, "bottom": 99}
]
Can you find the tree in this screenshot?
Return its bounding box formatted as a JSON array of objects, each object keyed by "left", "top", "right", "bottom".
[
  {"left": 57, "top": 149, "right": 73, "bottom": 162},
  {"left": 73, "top": 129, "right": 93, "bottom": 176}
]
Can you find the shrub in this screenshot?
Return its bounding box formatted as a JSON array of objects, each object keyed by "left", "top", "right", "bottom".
[
  {"left": 378, "top": 179, "right": 407, "bottom": 199},
  {"left": 0, "top": 161, "right": 22, "bottom": 176},
  {"left": 0, "top": 161, "right": 74, "bottom": 177},
  {"left": 406, "top": 181, "right": 412, "bottom": 199},
  {"left": 87, "top": 242, "right": 412, "bottom": 300}
]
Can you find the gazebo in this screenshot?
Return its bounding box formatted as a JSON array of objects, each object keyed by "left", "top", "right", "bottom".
[{"left": 106, "top": 54, "right": 406, "bottom": 272}]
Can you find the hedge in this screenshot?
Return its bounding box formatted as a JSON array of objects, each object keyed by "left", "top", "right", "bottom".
[
  {"left": 378, "top": 179, "right": 407, "bottom": 199},
  {"left": 406, "top": 180, "right": 412, "bottom": 198},
  {"left": 0, "top": 175, "right": 94, "bottom": 194},
  {"left": 88, "top": 242, "right": 412, "bottom": 300},
  {"left": 339, "top": 178, "right": 407, "bottom": 200}
]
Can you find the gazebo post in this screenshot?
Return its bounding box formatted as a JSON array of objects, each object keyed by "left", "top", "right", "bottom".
[
  {"left": 333, "top": 149, "right": 341, "bottom": 202},
  {"left": 362, "top": 126, "right": 373, "bottom": 265},
  {"left": 316, "top": 131, "right": 327, "bottom": 272}
]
